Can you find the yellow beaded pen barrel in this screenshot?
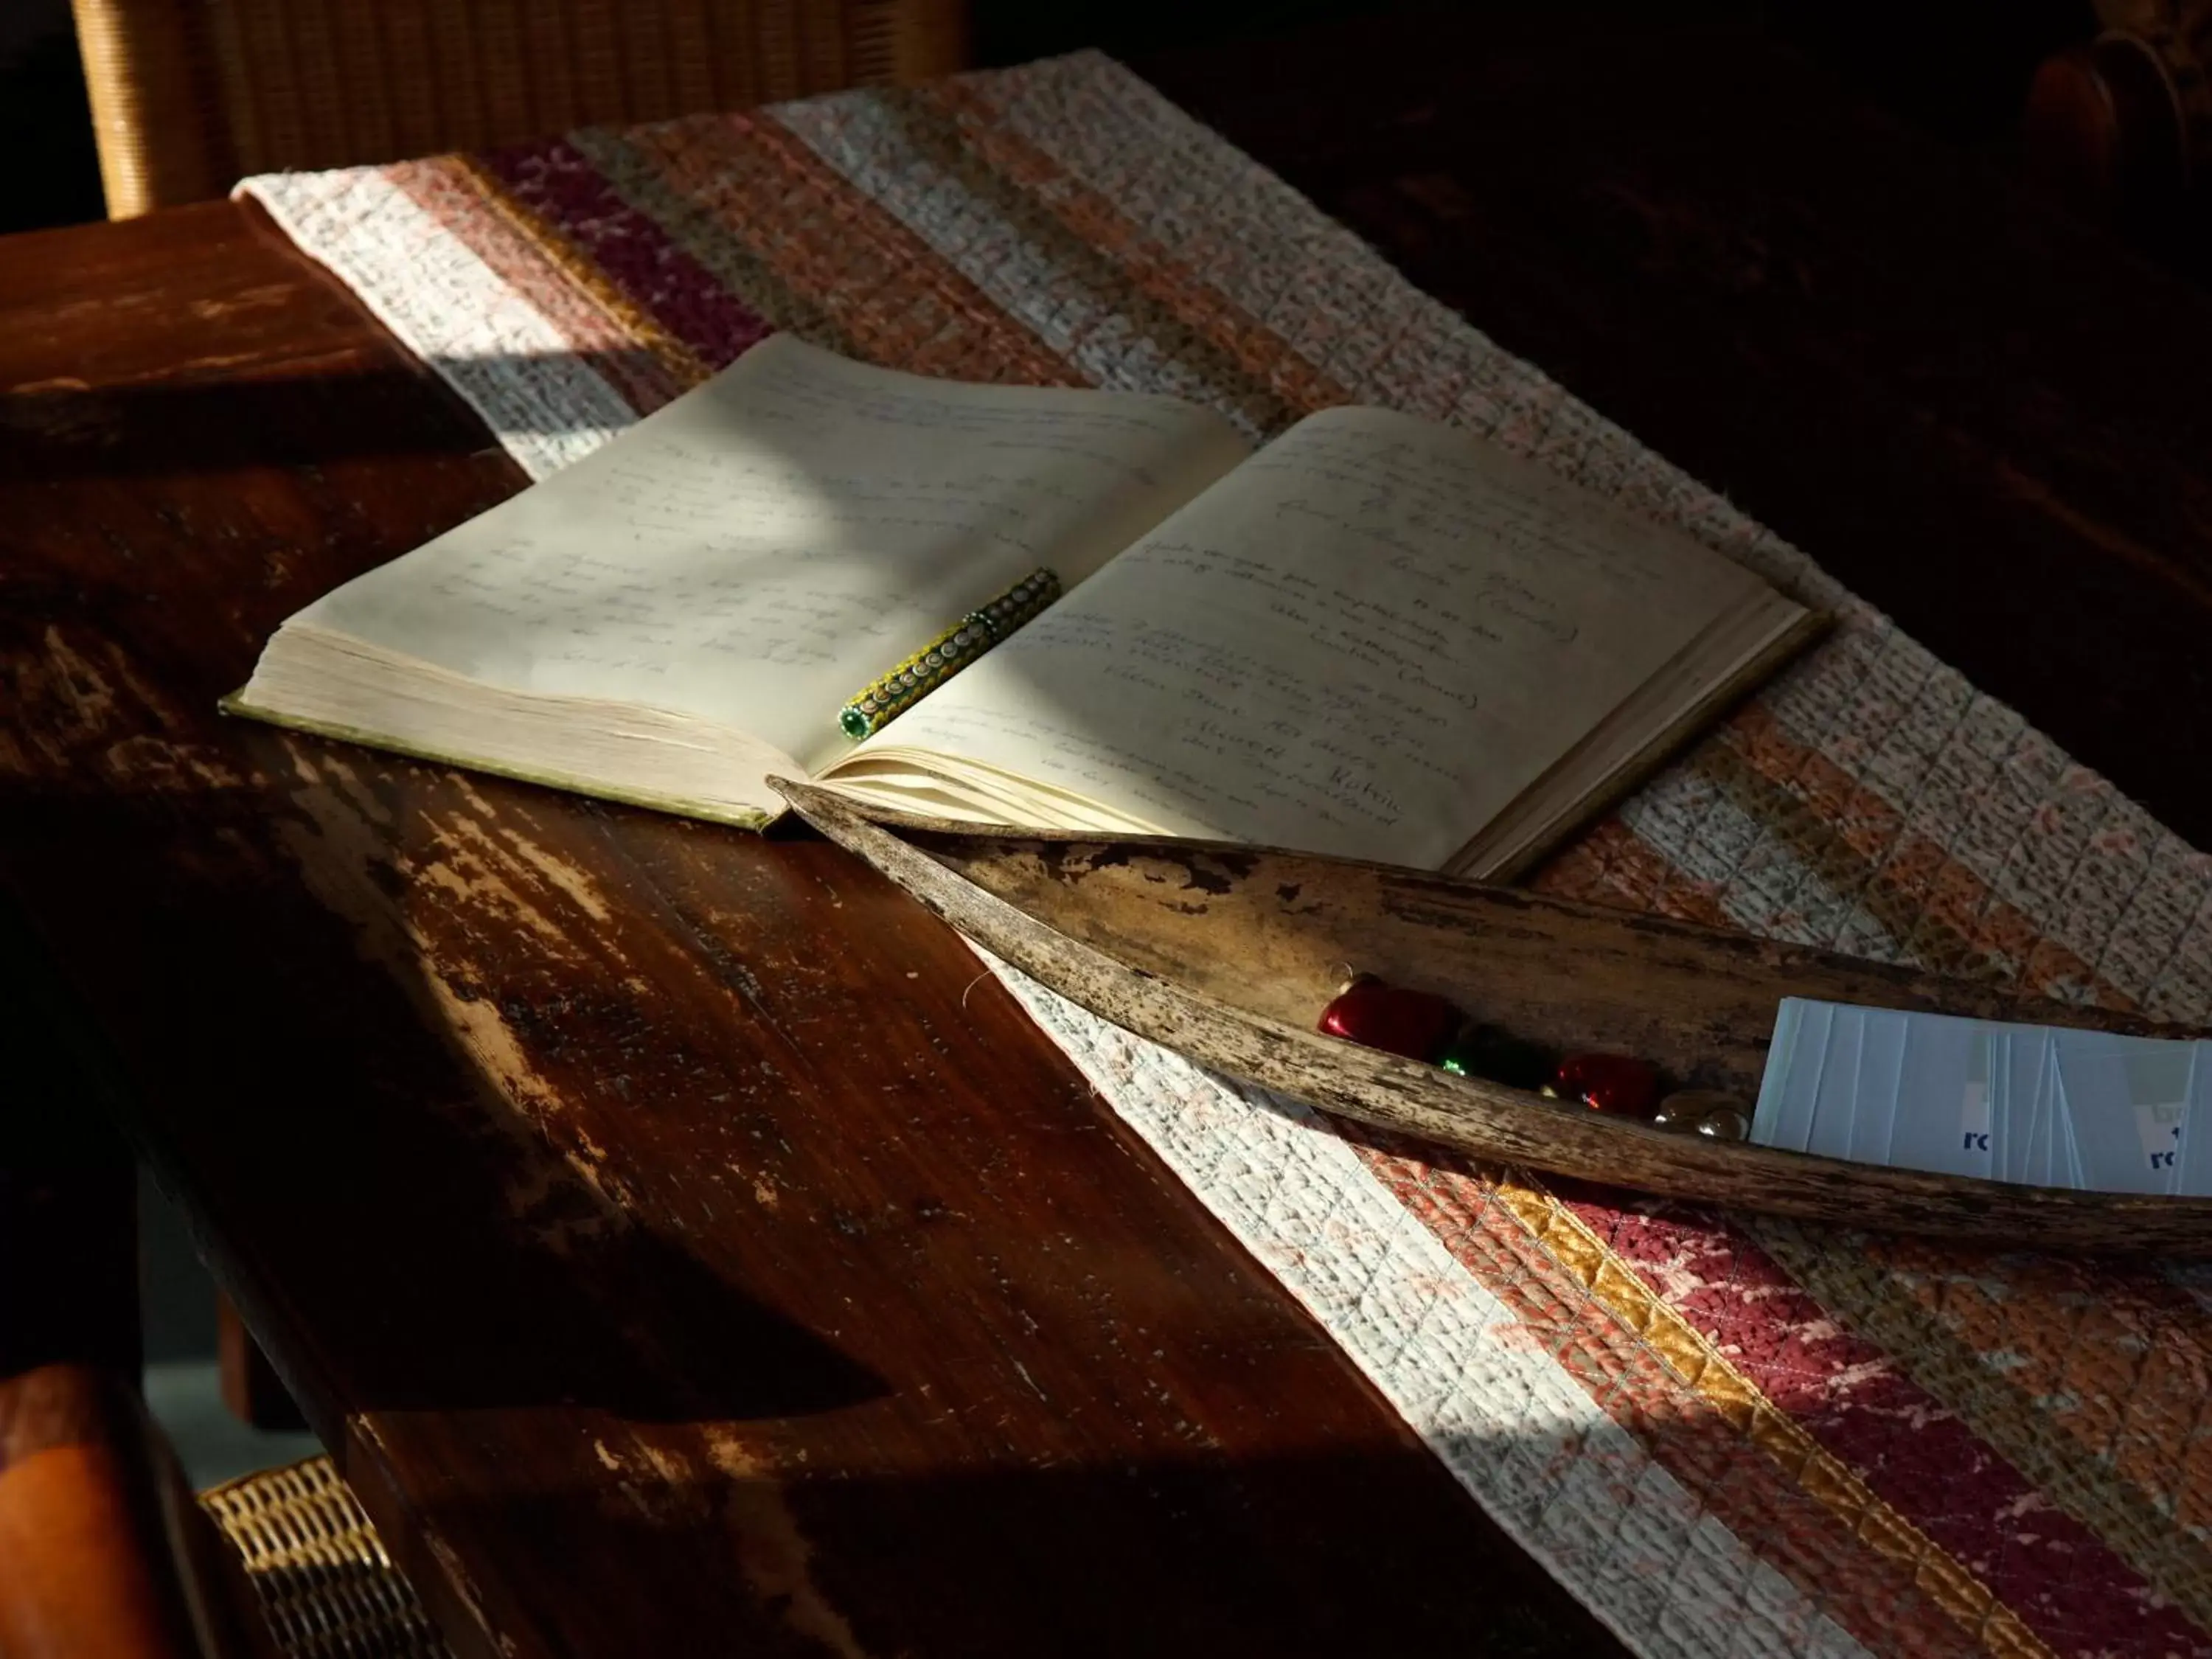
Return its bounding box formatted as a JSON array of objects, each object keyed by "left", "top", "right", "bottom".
[{"left": 838, "top": 569, "right": 1061, "bottom": 740}]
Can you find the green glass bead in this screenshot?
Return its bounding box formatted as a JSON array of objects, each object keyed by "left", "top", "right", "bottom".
[{"left": 1436, "top": 1022, "right": 1555, "bottom": 1091}]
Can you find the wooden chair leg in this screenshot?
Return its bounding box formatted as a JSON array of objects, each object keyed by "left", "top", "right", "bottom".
[
  {"left": 0, "top": 1363, "right": 196, "bottom": 1659},
  {"left": 0, "top": 908, "right": 282, "bottom": 1652},
  {"left": 0, "top": 1361, "right": 288, "bottom": 1659},
  {"left": 0, "top": 1120, "right": 276, "bottom": 1652},
  {"left": 215, "top": 1298, "right": 305, "bottom": 1435}
]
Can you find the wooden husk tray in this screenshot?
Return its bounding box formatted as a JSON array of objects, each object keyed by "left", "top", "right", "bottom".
[{"left": 774, "top": 780, "right": 2212, "bottom": 1255}]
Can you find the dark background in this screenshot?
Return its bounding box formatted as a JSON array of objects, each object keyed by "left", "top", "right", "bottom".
[{"left": 0, "top": 0, "right": 2096, "bottom": 236}]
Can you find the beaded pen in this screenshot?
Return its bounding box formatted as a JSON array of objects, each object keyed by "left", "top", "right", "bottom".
[{"left": 837, "top": 568, "right": 1061, "bottom": 740}]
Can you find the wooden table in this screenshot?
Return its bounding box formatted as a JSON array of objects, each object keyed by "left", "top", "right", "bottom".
[{"left": 7, "top": 11, "right": 2212, "bottom": 1656}]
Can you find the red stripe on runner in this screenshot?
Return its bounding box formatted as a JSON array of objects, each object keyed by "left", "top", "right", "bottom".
[{"left": 1567, "top": 1203, "right": 2207, "bottom": 1656}]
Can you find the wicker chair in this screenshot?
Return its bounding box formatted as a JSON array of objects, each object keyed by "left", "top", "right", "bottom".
[
  {"left": 71, "top": 0, "right": 968, "bottom": 217},
  {"left": 202, "top": 1456, "right": 451, "bottom": 1659},
  {"left": 0, "top": 1358, "right": 444, "bottom": 1658}
]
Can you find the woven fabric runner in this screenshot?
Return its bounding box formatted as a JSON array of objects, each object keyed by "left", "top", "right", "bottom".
[{"left": 244, "top": 52, "right": 2212, "bottom": 1659}]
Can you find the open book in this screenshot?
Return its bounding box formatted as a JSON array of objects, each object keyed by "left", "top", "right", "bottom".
[{"left": 229, "top": 336, "right": 1818, "bottom": 877}]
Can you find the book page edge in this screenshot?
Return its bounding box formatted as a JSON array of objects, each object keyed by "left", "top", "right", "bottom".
[
  {"left": 1456, "top": 605, "right": 1832, "bottom": 884},
  {"left": 218, "top": 692, "right": 780, "bottom": 832}
]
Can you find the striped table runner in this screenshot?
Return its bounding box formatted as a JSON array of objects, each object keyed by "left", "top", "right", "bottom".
[{"left": 245, "top": 52, "right": 2212, "bottom": 1659}]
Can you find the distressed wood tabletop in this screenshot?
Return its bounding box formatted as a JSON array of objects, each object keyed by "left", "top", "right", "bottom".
[{"left": 5, "top": 11, "right": 2212, "bottom": 1657}]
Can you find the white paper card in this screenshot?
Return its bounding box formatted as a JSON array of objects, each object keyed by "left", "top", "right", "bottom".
[
  {"left": 2055, "top": 1032, "right": 2187, "bottom": 1196},
  {"left": 1748, "top": 1000, "right": 2200, "bottom": 1196}
]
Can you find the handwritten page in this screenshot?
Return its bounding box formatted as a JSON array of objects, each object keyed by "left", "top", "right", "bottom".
[
  {"left": 291, "top": 335, "right": 1250, "bottom": 770},
  {"left": 834, "top": 406, "right": 1764, "bottom": 866}
]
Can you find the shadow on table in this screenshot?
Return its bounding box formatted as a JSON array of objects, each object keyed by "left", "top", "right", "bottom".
[
  {"left": 400, "top": 1436, "right": 1618, "bottom": 1658},
  {"left": 0, "top": 771, "right": 887, "bottom": 1429},
  {"left": 0, "top": 757, "right": 1631, "bottom": 1655},
  {"left": 0, "top": 348, "right": 675, "bottom": 480}
]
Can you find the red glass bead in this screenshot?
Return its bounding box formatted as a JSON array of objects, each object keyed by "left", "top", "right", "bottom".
[
  {"left": 1548, "top": 1052, "right": 1660, "bottom": 1118},
  {"left": 1318, "top": 976, "right": 1461, "bottom": 1062}
]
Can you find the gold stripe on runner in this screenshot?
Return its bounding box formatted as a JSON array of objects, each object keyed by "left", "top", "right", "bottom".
[
  {"left": 1351, "top": 1144, "right": 1990, "bottom": 1657},
  {"left": 612, "top": 111, "right": 1081, "bottom": 389},
  {"left": 1490, "top": 1178, "right": 2056, "bottom": 1659},
  {"left": 449, "top": 154, "right": 713, "bottom": 389},
  {"left": 1755, "top": 1222, "right": 2212, "bottom": 1638},
  {"left": 383, "top": 159, "right": 689, "bottom": 420}
]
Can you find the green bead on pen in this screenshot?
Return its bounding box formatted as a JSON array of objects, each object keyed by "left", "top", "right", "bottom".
[{"left": 838, "top": 568, "right": 1060, "bottom": 740}]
